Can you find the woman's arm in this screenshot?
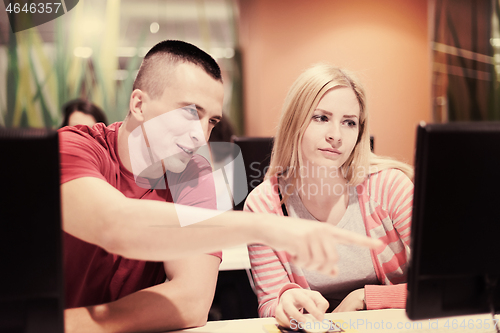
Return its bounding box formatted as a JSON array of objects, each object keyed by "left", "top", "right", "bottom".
[
  {"left": 244, "top": 180, "right": 298, "bottom": 317},
  {"left": 248, "top": 243, "right": 299, "bottom": 317},
  {"left": 245, "top": 180, "right": 332, "bottom": 321},
  {"left": 363, "top": 169, "right": 414, "bottom": 309},
  {"left": 364, "top": 284, "right": 407, "bottom": 310}
]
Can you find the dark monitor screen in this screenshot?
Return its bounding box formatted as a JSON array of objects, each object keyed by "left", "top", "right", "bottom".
[
  {"left": 0, "top": 128, "right": 64, "bottom": 333},
  {"left": 231, "top": 137, "right": 273, "bottom": 211},
  {"left": 406, "top": 122, "right": 500, "bottom": 320}
]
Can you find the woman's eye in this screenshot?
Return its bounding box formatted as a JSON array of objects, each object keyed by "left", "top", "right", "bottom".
[
  {"left": 343, "top": 119, "right": 357, "bottom": 127},
  {"left": 312, "top": 115, "right": 329, "bottom": 122}
]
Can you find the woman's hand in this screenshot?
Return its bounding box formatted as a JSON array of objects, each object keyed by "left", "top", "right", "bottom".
[
  {"left": 332, "top": 288, "right": 366, "bottom": 312},
  {"left": 275, "top": 288, "right": 329, "bottom": 329}
]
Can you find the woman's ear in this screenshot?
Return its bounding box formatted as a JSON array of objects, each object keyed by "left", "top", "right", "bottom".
[{"left": 129, "top": 89, "right": 146, "bottom": 122}]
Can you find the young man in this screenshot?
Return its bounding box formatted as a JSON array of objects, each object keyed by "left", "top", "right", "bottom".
[{"left": 60, "top": 40, "right": 380, "bottom": 332}]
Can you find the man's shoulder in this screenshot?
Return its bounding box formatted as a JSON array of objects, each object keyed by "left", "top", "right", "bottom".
[
  {"left": 58, "top": 122, "right": 122, "bottom": 185},
  {"left": 59, "top": 122, "right": 120, "bottom": 144},
  {"left": 59, "top": 122, "right": 121, "bottom": 157}
]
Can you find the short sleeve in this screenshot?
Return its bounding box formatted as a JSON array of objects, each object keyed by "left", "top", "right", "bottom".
[{"left": 58, "top": 129, "right": 108, "bottom": 184}]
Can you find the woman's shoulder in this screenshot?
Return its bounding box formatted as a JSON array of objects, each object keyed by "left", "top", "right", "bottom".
[
  {"left": 243, "top": 176, "right": 282, "bottom": 214},
  {"left": 358, "top": 168, "right": 413, "bottom": 199},
  {"left": 368, "top": 168, "right": 412, "bottom": 184}
]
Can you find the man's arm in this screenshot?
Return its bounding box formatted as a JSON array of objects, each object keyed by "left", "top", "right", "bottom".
[
  {"left": 64, "top": 254, "right": 220, "bottom": 332},
  {"left": 62, "top": 176, "right": 258, "bottom": 261},
  {"left": 62, "top": 176, "right": 381, "bottom": 274}
]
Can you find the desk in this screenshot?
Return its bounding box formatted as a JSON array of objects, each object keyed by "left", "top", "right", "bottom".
[{"left": 170, "top": 309, "right": 499, "bottom": 333}]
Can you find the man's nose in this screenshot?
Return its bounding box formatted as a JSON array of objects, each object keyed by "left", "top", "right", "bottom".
[{"left": 189, "top": 123, "right": 206, "bottom": 146}]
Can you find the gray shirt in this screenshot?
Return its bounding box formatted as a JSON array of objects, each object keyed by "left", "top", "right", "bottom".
[{"left": 283, "top": 180, "right": 379, "bottom": 310}]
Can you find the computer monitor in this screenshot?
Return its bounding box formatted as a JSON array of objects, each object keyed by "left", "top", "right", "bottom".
[
  {"left": 406, "top": 122, "right": 500, "bottom": 320},
  {"left": 0, "top": 128, "right": 64, "bottom": 333},
  {"left": 231, "top": 137, "right": 274, "bottom": 211}
]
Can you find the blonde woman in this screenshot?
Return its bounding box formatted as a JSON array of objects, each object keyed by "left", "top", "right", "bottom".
[{"left": 244, "top": 64, "right": 413, "bottom": 328}]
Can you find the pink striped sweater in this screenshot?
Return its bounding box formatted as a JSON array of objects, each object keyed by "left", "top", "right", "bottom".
[{"left": 244, "top": 169, "right": 413, "bottom": 317}]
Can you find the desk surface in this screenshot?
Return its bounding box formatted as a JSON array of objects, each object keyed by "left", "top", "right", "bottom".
[{"left": 169, "top": 309, "right": 499, "bottom": 333}]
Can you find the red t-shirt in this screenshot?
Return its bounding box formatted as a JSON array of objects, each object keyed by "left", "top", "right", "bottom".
[{"left": 59, "top": 122, "right": 221, "bottom": 308}]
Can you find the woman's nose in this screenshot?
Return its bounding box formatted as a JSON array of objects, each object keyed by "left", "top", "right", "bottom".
[{"left": 326, "top": 123, "right": 342, "bottom": 144}]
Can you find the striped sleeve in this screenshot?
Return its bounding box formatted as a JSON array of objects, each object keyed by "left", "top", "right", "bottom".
[
  {"left": 364, "top": 283, "right": 407, "bottom": 310},
  {"left": 247, "top": 244, "right": 298, "bottom": 317},
  {"left": 364, "top": 169, "right": 413, "bottom": 247},
  {"left": 379, "top": 169, "right": 413, "bottom": 246},
  {"left": 245, "top": 180, "right": 298, "bottom": 317},
  {"left": 362, "top": 169, "right": 413, "bottom": 309}
]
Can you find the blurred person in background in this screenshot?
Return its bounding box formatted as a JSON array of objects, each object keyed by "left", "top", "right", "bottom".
[{"left": 60, "top": 98, "right": 108, "bottom": 128}]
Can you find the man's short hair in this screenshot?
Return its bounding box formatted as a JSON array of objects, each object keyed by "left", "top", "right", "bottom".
[{"left": 133, "top": 40, "right": 222, "bottom": 100}]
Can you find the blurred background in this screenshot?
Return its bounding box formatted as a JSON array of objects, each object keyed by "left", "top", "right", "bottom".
[{"left": 0, "top": 0, "right": 499, "bottom": 166}]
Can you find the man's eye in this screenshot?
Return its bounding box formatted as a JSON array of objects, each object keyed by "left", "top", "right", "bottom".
[{"left": 184, "top": 107, "right": 198, "bottom": 117}]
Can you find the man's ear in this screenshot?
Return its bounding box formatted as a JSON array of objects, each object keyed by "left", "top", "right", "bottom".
[{"left": 129, "top": 89, "right": 147, "bottom": 122}]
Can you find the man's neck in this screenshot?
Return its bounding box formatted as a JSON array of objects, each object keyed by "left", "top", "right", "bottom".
[{"left": 117, "top": 116, "right": 138, "bottom": 174}]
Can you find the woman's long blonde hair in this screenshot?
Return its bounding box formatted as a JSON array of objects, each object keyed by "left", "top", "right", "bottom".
[{"left": 266, "top": 64, "right": 413, "bottom": 200}]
